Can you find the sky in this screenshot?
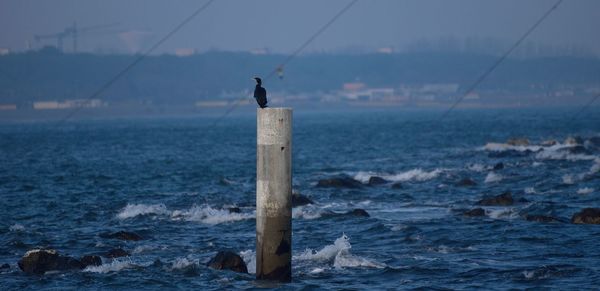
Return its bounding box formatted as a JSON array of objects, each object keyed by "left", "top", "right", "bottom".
[{"left": 1, "top": 0, "right": 599, "bottom": 55}]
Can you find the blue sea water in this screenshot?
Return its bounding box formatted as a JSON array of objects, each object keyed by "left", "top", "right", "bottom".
[{"left": 1, "top": 108, "right": 599, "bottom": 290}]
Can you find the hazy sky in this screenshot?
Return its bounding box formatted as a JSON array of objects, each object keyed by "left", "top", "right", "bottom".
[{"left": 1, "top": 0, "right": 599, "bottom": 55}]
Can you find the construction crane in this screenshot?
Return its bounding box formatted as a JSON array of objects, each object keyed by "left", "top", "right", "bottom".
[{"left": 34, "top": 22, "right": 120, "bottom": 53}]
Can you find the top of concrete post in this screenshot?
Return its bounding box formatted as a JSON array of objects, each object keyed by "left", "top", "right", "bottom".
[{"left": 257, "top": 108, "right": 292, "bottom": 146}]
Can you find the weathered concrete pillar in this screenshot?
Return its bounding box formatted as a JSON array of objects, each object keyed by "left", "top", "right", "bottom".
[{"left": 256, "top": 108, "right": 292, "bottom": 282}]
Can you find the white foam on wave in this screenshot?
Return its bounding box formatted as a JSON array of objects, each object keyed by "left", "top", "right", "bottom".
[
  {"left": 484, "top": 172, "right": 503, "bottom": 183},
  {"left": 524, "top": 187, "right": 536, "bottom": 194},
  {"left": 535, "top": 150, "right": 596, "bottom": 162},
  {"left": 9, "top": 223, "right": 25, "bottom": 232},
  {"left": 481, "top": 142, "right": 544, "bottom": 152},
  {"left": 562, "top": 174, "right": 575, "bottom": 185},
  {"left": 169, "top": 257, "right": 198, "bottom": 271},
  {"left": 487, "top": 208, "right": 519, "bottom": 220},
  {"left": 292, "top": 206, "right": 324, "bottom": 220},
  {"left": 240, "top": 250, "right": 256, "bottom": 274},
  {"left": 295, "top": 234, "right": 385, "bottom": 269},
  {"left": 116, "top": 203, "right": 169, "bottom": 219},
  {"left": 467, "top": 163, "right": 486, "bottom": 172},
  {"left": 577, "top": 188, "right": 594, "bottom": 195},
  {"left": 83, "top": 258, "right": 149, "bottom": 274},
  {"left": 171, "top": 205, "right": 254, "bottom": 224},
  {"left": 354, "top": 168, "right": 443, "bottom": 183}
]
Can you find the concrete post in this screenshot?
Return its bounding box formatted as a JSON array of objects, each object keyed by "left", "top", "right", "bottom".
[{"left": 256, "top": 108, "right": 292, "bottom": 282}]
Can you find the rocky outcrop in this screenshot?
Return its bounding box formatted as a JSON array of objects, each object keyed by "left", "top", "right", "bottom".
[
  {"left": 207, "top": 251, "right": 247, "bottom": 273},
  {"left": 18, "top": 249, "right": 89, "bottom": 275},
  {"left": 100, "top": 231, "right": 143, "bottom": 241},
  {"left": 367, "top": 176, "right": 388, "bottom": 186},
  {"left": 344, "top": 209, "right": 370, "bottom": 217},
  {"left": 292, "top": 192, "right": 314, "bottom": 207},
  {"left": 456, "top": 178, "right": 477, "bottom": 187},
  {"left": 316, "top": 176, "right": 362, "bottom": 189},
  {"left": 104, "top": 248, "right": 129, "bottom": 258},
  {"left": 80, "top": 255, "right": 102, "bottom": 268},
  {"left": 564, "top": 136, "right": 583, "bottom": 145},
  {"left": 571, "top": 208, "right": 600, "bottom": 224},
  {"left": 463, "top": 208, "right": 485, "bottom": 217},
  {"left": 477, "top": 192, "right": 513, "bottom": 206}
]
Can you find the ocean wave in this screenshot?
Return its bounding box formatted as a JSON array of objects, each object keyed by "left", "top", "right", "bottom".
[
  {"left": 116, "top": 203, "right": 169, "bottom": 220},
  {"left": 481, "top": 142, "right": 544, "bottom": 152},
  {"left": 240, "top": 249, "right": 256, "bottom": 274},
  {"left": 169, "top": 257, "right": 199, "bottom": 271},
  {"left": 9, "top": 223, "right": 25, "bottom": 232},
  {"left": 354, "top": 168, "right": 443, "bottom": 183},
  {"left": 577, "top": 188, "right": 594, "bottom": 195},
  {"left": 83, "top": 258, "right": 149, "bottom": 274},
  {"left": 292, "top": 206, "right": 324, "bottom": 220},
  {"left": 487, "top": 208, "right": 519, "bottom": 220},
  {"left": 467, "top": 163, "right": 486, "bottom": 172},
  {"left": 524, "top": 187, "right": 536, "bottom": 194},
  {"left": 171, "top": 205, "right": 254, "bottom": 224},
  {"left": 535, "top": 150, "right": 597, "bottom": 161},
  {"left": 484, "top": 172, "right": 503, "bottom": 183},
  {"left": 294, "top": 234, "right": 385, "bottom": 269}
]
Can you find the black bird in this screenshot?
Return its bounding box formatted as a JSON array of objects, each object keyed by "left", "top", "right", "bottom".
[{"left": 253, "top": 77, "right": 268, "bottom": 108}]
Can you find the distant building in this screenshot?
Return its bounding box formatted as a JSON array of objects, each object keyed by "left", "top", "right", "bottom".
[
  {"left": 343, "top": 82, "right": 366, "bottom": 92},
  {"left": 175, "top": 48, "right": 196, "bottom": 57},
  {"left": 0, "top": 104, "right": 16, "bottom": 110},
  {"left": 33, "top": 99, "right": 103, "bottom": 110}
]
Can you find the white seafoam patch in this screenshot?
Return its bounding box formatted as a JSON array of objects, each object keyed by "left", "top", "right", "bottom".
[
  {"left": 239, "top": 234, "right": 385, "bottom": 274},
  {"left": 83, "top": 257, "right": 152, "bottom": 274},
  {"left": 484, "top": 172, "right": 503, "bottom": 183},
  {"left": 353, "top": 168, "right": 443, "bottom": 183},
  {"left": 577, "top": 188, "right": 594, "bottom": 195},
  {"left": 9, "top": 223, "right": 25, "bottom": 232},
  {"left": 116, "top": 203, "right": 254, "bottom": 224},
  {"left": 116, "top": 203, "right": 169, "bottom": 219}
]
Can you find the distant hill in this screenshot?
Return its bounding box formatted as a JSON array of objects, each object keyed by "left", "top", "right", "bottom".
[{"left": 0, "top": 48, "right": 599, "bottom": 105}]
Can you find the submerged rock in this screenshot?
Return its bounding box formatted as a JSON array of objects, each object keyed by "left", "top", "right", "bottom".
[
  {"left": 292, "top": 192, "right": 314, "bottom": 207},
  {"left": 345, "top": 209, "right": 370, "bottom": 217},
  {"left": 368, "top": 176, "right": 388, "bottom": 186},
  {"left": 227, "top": 207, "right": 241, "bottom": 213},
  {"left": 316, "top": 176, "right": 362, "bottom": 189},
  {"left": 104, "top": 248, "right": 130, "bottom": 258},
  {"left": 207, "top": 251, "right": 247, "bottom": 273},
  {"left": 18, "top": 249, "right": 83, "bottom": 275},
  {"left": 391, "top": 182, "right": 403, "bottom": 189},
  {"left": 477, "top": 192, "right": 513, "bottom": 206},
  {"left": 463, "top": 208, "right": 485, "bottom": 217},
  {"left": 100, "top": 231, "right": 143, "bottom": 241},
  {"left": 80, "top": 255, "right": 102, "bottom": 268},
  {"left": 492, "top": 162, "right": 504, "bottom": 170},
  {"left": 456, "top": 178, "right": 477, "bottom": 187},
  {"left": 525, "top": 215, "right": 561, "bottom": 223},
  {"left": 571, "top": 208, "right": 600, "bottom": 224},
  {"left": 1, "top": 263, "right": 9, "bottom": 270},
  {"left": 507, "top": 138, "right": 530, "bottom": 146}
]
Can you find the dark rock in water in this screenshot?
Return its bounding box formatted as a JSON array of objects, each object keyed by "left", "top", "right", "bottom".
[
  {"left": 345, "top": 209, "right": 370, "bottom": 217},
  {"left": 1, "top": 263, "right": 9, "bottom": 270},
  {"left": 477, "top": 192, "right": 513, "bottom": 206},
  {"left": 571, "top": 208, "right": 600, "bottom": 224},
  {"left": 104, "top": 248, "right": 130, "bottom": 258},
  {"left": 507, "top": 138, "right": 529, "bottom": 146},
  {"left": 493, "top": 162, "right": 504, "bottom": 170},
  {"left": 18, "top": 249, "right": 83, "bottom": 274},
  {"left": 368, "top": 176, "right": 388, "bottom": 186},
  {"left": 292, "top": 192, "right": 314, "bottom": 207},
  {"left": 100, "top": 231, "right": 143, "bottom": 241},
  {"left": 517, "top": 197, "right": 530, "bottom": 203},
  {"left": 316, "top": 175, "right": 362, "bottom": 189},
  {"left": 463, "top": 208, "right": 485, "bottom": 217},
  {"left": 79, "top": 255, "right": 102, "bottom": 268},
  {"left": 565, "top": 145, "right": 590, "bottom": 155},
  {"left": 207, "top": 251, "right": 247, "bottom": 273},
  {"left": 391, "top": 182, "right": 403, "bottom": 189},
  {"left": 525, "top": 215, "right": 560, "bottom": 223},
  {"left": 219, "top": 177, "right": 234, "bottom": 186},
  {"left": 227, "top": 207, "right": 241, "bottom": 213},
  {"left": 541, "top": 140, "right": 558, "bottom": 146},
  {"left": 456, "top": 178, "right": 477, "bottom": 187},
  {"left": 152, "top": 259, "right": 163, "bottom": 267}
]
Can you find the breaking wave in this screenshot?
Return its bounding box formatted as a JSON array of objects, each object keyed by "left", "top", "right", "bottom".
[
  {"left": 83, "top": 258, "right": 150, "bottom": 274},
  {"left": 171, "top": 205, "right": 254, "bottom": 224},
  {"left": 294, "top": 234, "right": 385, "bottom": 269},
  {"left": 484, "top": 172, "right": 503, "bottom": 183},
  {"left": 354, "top": 168, "right": 443, "bottom": 183},
  {"left": 117, "top": 203, "right": 169, "bottom": 219}
]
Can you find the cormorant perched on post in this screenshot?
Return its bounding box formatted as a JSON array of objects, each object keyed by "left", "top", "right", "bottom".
[{"left": 253, "top": 77, "right": 268, "bottom": 108}]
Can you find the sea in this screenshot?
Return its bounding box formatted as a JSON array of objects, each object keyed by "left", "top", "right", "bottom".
[{"left": 1, "top": 108, "right": 599, "bottom": 290}]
